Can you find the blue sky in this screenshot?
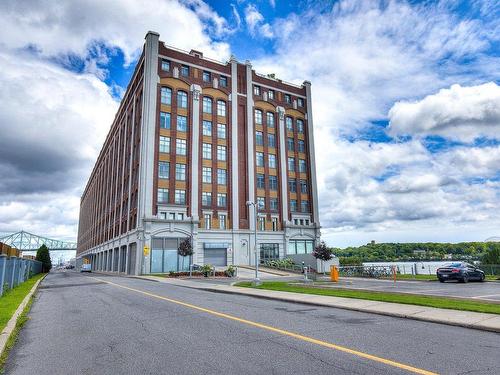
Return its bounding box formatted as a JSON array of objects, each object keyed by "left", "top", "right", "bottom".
[{"left": 0, "top": 0, "right": 499, "bottom": 249}]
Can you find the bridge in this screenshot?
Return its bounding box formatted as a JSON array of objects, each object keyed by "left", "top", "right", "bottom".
[{"left": 0, "top": 230, "right": 77, "bottom": 251}]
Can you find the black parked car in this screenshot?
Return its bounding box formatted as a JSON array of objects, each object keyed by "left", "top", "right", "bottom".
[{"left": 436, "top": 262, "right": 485, "bottom": 283}]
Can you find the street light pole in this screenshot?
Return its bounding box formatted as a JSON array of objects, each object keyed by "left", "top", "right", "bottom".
[{"left": 246, "top": 201, "right": 260, "bottom": 286}]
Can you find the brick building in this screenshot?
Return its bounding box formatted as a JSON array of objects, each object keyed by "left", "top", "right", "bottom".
[{"left": 77, "top": 31, "right": 320, "bottom": 275}]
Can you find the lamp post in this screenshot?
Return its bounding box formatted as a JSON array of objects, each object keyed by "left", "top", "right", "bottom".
[{"left": 246, "top": 201, "right": 260, "bottom": 285}]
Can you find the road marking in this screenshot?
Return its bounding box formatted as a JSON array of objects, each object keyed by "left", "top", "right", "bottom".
[{"left": 91, "top": 276, "right": 437, "bottom": 375}]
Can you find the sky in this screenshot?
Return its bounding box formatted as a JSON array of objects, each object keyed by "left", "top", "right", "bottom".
[{"left": 0, "top": 0, "right": 499, "bottom": 249}]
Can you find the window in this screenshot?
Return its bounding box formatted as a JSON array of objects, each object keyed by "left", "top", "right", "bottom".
[
  {"left": 298, "top": 140, "right": 305, "bottom": 153},
  {"left": 267, "top": 134, "right": 276, "bottom": 148},
  {"left": 288, "top": 178, "right": 296, "bottom": 193},
  {"left": 217, "top": 168, "right": 227, "bottom": 185},
  {"left": 159, "top": 161, "right": 170, "bottom": 179},
  {"left": 257, "top": 173, "right": 265, "bottom": 189},
  {"left": 169, "top": 213, "right": 176, "bottom": 220},
  {"left": 288, "top": 240, "right": 314, "bottom": 255},
  {"left": 177, "top": 91, "right": 187, "bottom": 109},
  {"left": 159, "top": 136, "right": 170, "bottom": 153},
  {"left": 177, "top": 115, "right": 187, "bottom": 132},
  {"left": 217, "top": 123, "right": 226, "bottom": 139},
  {"left": 202, "top": 192, "right": 212, "bottom": 206},
  {"left": 288, "top": 157, "right": 295, "bottom": 171},
  {"left": 287, "top": 138, "right": 294, "bottom": 151},
  {"left": 175, "top": 189, "right": 186, "bottom": 204},
  {"left": 285, "top": 94, "right": 291, "bottom": 104},
  {"left": 297, "top": 119, "right": 304, "bottom": 133},
  {"left": 299, "top": 159, "right": 307, "bottom": 173},
  {"left": 297, "top": 98, "right": 304, "bottom": 107},
  {"left": 257, "top": 196, "right": 265, "bottom": 210},
  {"left": 300, "top": 180, "right": 308, "bottom": 193},
  {"left": 217, "top": 193, "right": 227, "bottom": 207},
  {"left": 290, "top": 199, "right": 298, "bottom": 212},
  {"left": 160, "top": 112, "right": 171, "bottom": 129},
  {"left": 260, "top": 243, "right": 279, "bottom": 260},
  {"left": 268, "top": 154, "right": 276, "bottom": 169},
  {"left": 270, "top": 198, "right": 278, "bottom": 211},
  {"left": 161, "top": 60, "right": 170, "bottom": 71},
  {"left": 176, "top": 139, "right": 187, "bottom": 155},
  {"left": 175, "top": 163, "right": 186, "bottom": 181},
  {"left": 157, "top": 188, "right": 169, "bottom": 203},
  {"left": 255, "top": 131, "right": 263, "bottom": 146},
  {"left": 202, "top": 71, "right": 211, "bottom": 82},
  {"left": 161, "top": 87, "right": 172, "bottom": 105},
  {"left": 178, "top": 213, "right": 184, "bottom": 220},
  {"left": 217, "top": 100, "right": 226, "bottom": 116},
  {"left": 255, "top": 109, "right": 263, "bottom": 125},
  {"left": 286, "top": 117, "right": 293, "bottom": 131},
  {"left": 272, "top": 217, "right": 278, "bottom": 231},
  {"left": 268, "top": 90, "right": 274, "bottom": 100},
  {"left": 301, "top": 200, "right": 309, "bottom": 212},
  {"left": 217, "top": 145, "right": 226, "bottom": 161},
  {"left": 266, "top": 112, "right": 275, "bottom": 127},
  {"left": 204, "top": 213, "right": 212, "bottom": 229},
  {"left": 181, "top": 65, "right": 189, "bottom": 77},
  {"left": 269, "top": 176, "right": 277, "bottom": 190},
  {"left": 256, "top": 152, "right": 264, "bottom": 167},
  {"left": 202, "top": 120, "right": 212, "bottom": 136},
  {"left": 202, "top": 167, "right": 212, "bottom": 183},
  {"left": 160, "top": 212, "right": 167, "bottom": 220},
  {"left": 220, "top": 76, "right": 227, "bottom": 87},
  {"left": 219, "top": 214, "right": 226, "bottom": 229},
  {"left": 203, "top": 97, "right": 212, "bottom": 114},
  {"left": 202, "top": 143, "right": 212, "bottom": 159},
  {"left": 259, "top": 217, "right": 268, "bottom": 231},
  {"left": 254, "top": 85, "right": 261, "bottom": 95}
]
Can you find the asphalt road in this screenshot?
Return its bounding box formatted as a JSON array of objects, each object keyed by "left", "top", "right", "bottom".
[
  {"left": 320, "top": 277, "right": 500, "bottom": 302},
  {"left": 5, "top": 271, "right": 500, "bottom": 375}
]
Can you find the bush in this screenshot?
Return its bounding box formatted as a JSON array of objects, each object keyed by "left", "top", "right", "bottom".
[
  {"left": 200, "top": 264, "right": 213, "bottom": 277},
  {"left": 225, "top": 265, "right": 236, "bottom": 277}
]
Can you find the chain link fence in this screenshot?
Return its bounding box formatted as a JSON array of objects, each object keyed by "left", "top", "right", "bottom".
[{"left": 0, "top": 255, "right": 43, "bottom": 296}]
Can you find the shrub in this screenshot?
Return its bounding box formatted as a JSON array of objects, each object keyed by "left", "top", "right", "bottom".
[
  {"left": 35, "top": 244, "right": 52, "bottom": 272},
  {"left": 200, "top": 264, "right": 213, "bottom": 277},
  {"left": 225, "top": 265, "right": 236, "bottom": 277}
]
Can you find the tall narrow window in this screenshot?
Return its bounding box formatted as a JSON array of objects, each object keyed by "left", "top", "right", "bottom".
[
  {"left": 177, "top": 91, "right": 187, "bottom": 109},
  {"left": 217, "top": 193, "right": 227, "bottom": 207},
  {"left": 217, "top": 169, "right": 227, "bottom": 185},
  {"left": 161, "top": 87, "right": 172, "bottom": 105},
  {"left": 255, "top": 131, "right": 263, "bottom": 146},
  {"left": 254, "top": 85, "right": 261, "bottom": 95},
  {"left": 297, "top": 119, "right": 304, "bottom": 133},
  {"left": 255, "top": 109, "right": 263, "bottom": 125},
  {"left": 160, "top": 112, "right": 171, "bottom": 129},
  {"left": 269, "top": 176, "right": 277, "bottom": 190},
  {"left": 176, "top": 139, "right": 187, "bottom": 156},
  {"left": 202, "top": 71, "right": 211, "bottom": 82},
  {"left": 217, "top": 123, "right": 226, "bottom": 139},
  {"left": 284, "top": 94, "right": 291, "bottom": 104},
  {"left": 257, "top": 197, "right": 265, "bottom": 210},
  {"left": 267, "top": 112, "right": 274, "bottom": 127},
  {"left": 286, "top": 117, "right": 293, "bottom": 131},
  {"left": 203, "top": 97, "right": 212, "bottom": 114},
  {"left": 299, "top": 159, "right": 307, "bottom": 173},
  {"left": 177, "top": 115, "right": 187, "bottom": 132},
  {"left": 202, "top": 192, "right": 212, "bottom": 206},
  {"left": 161, "top": 60, "right": 170, "bottom": 71},
  {"left": 217, "top": 100, "right": 226, "bottom": 116},
  {"left": 181, "top": 65, "right": 189, "bottom": 77},
  {"left": 268, "top": 90, "right": 274, "bottom": 100},
  {"left": 268, "top": 134, "right": 276, "bottom": 148},
  {"left": 219, "top": 214, "right": 226, "bottom": 229},
  {"left": 175, "top": 163, "right": 186, "bottom": 181},
  {"left": 287, "top": 138, "right": 294, "bottom": 151},
  {"left": 204, "top": 213, "right": 211, "bottom": 229},
  {"left": 217, "top": 145, "right": 227, "bottom": 161},
  {"left": 297, "top": 98, "right": 304, "bottom": 107},
  {"left": 272, "top": 217, "right": 278, "bottom": 231},
  {"left": 268, "top": 154, "right": 276, "bottom": 169},
  {"left": 159, "top": 136, "right": 170, "bottom": 153},
  {"left": 159, "top": 161, "right": 170, "bottom": 179},
  {"left": 202, "top": 143, "right": 212, "bottom": 159},
  {"left": 301, "top": 200, "right": 309, "bottom": 212},
  {"left": 257, "top": 173, "right": 265, "bottom": 189},
  {"left": 258, "top": 216, "right": 265, "bottom": 231},
  {"left": 300, "top": 180, "right": 308, "bottom": 193},
  {"left": 202, "top": 120, "right": 212, "bottom": 136},
  {"left": 202, "top": 167, "right": 212, "bottom": 183},
  {"left": 256, "top": 152, "right": 264, "bottom": 167},
  {"left": 220, "top": 76, "right": 227, "bottom": 87},
  {"left": 270, "top": 198, "right": 278, "bottom": 211},
  {"left": 288, "top": 157, "right": 295, "bottom": 171},
  {"left": 298, "top": 140, "right": 305, "bottom": 153},
  {"left": 288, "top": 178, "right": 297, "bottom": 193},
  {"left": 290, "top": 199, "right": 297, "bottom": 212}
]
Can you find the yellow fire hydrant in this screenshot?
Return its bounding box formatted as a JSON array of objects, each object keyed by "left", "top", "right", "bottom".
[{"left": 330, "top": 265, "right": 339, "bottom": 282}]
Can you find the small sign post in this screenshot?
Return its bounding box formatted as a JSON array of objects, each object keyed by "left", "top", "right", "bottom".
[{"left": 143, "top": 246, "right": 150, "bottom": 256}]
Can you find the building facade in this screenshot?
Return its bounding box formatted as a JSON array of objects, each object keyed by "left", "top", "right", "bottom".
[{"left": 77, "top": 31, "right": 320, "bottom": 275}]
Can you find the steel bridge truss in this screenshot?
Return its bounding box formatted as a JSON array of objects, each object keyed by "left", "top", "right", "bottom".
[{"left": 0, "top": 230, "right": 77, "bottom": 251}]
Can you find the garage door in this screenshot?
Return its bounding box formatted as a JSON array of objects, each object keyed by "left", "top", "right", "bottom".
[{"left": 204, "top": 248, "right": 227, "bottom": 266}]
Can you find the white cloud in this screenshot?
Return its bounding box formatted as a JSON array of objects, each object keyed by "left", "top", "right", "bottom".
[
  {"left": 388, "top": 82, "right": 500, "bottom": 141},
  {"left": 244, "top": 4, "right": 274, "bottom": 38},
  {"left": 0, "top": 0, "right": 231, "bottom": 65}
]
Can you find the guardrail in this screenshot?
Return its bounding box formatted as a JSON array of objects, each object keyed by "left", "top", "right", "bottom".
[
  {"left": 0, "top": 255, "right": 43, "bottom": 296},
  {"left": 339, "top": 265, "right": 394, "bottom": 278}
]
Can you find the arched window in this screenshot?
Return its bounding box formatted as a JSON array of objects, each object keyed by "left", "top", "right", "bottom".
[
  {"left": 177, "top": 91, "right": 188, "bottom": 109},
  {"left": 161, "top": 87, "right": 172, "bottom": 105},
  {"left": 203, "top": 97, "right": 212, "bottom": 114},
  {"left": 217, "top": 100, "right": 226, "bottom": 116}
]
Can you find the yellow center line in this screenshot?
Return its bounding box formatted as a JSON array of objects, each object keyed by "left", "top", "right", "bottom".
[{"left": 91, "top": 276, "right": 438, "bottom": 375}]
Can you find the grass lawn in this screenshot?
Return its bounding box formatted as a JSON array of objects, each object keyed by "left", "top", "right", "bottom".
[
  {"left": 0, "top": 273, "right": 45, "bottom": 333},
  {"left": 235, "top": 281, "right": 500, "bottom": 315}
]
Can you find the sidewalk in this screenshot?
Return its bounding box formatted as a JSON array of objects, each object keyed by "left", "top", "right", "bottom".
[{"left": 137, "top": 275, "right": 500, "bottom": 333}]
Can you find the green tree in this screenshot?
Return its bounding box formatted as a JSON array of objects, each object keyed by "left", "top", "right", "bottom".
[
  {"left": 36, "top": 244, "right": 52, "bottom": 272},
  {"left": 178, "top": 237, "right": 193, "bottom": 271},
  {"left": 482, "top": 247, "right": 500, "bottom": 265}
]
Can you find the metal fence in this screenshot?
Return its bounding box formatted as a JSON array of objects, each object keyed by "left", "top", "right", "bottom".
[
  {"left": 0, "top": 255, "right": 43, "bottom": 296},
  {"left": 339, "top": 265, "right": 394, "bottom": 278}
]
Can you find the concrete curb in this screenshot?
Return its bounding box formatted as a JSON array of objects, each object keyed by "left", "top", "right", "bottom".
[
  {"left": 142, "top": 276, "right": 500, "bottom": 334},
  {"left": 0, "top": 273, "right": 47, "bottom": 356}
]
